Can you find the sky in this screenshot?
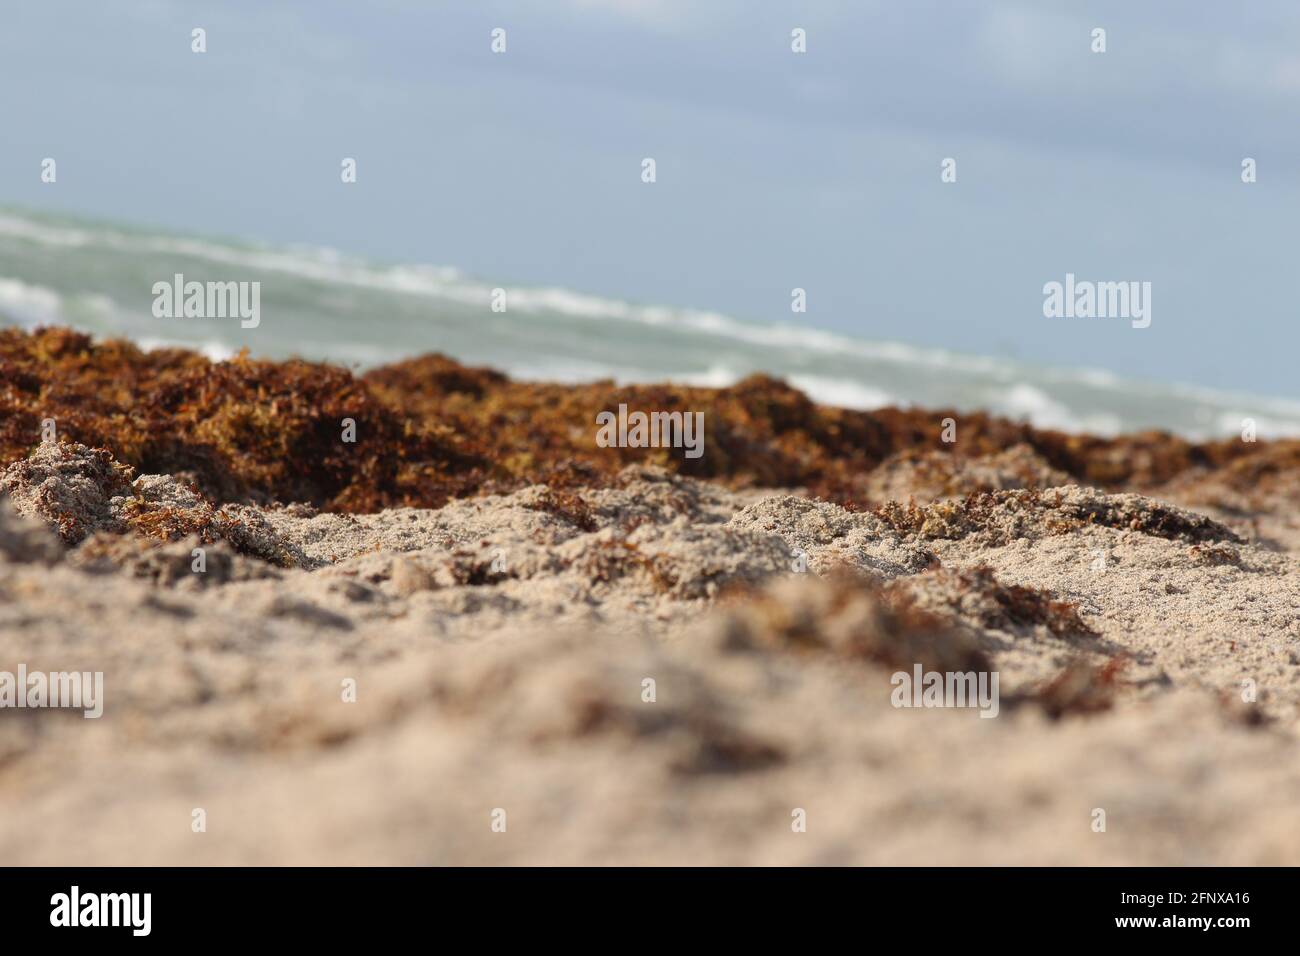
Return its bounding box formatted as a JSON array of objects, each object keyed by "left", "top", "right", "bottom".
[{"left": 2, "top": 0, "right": 1299, "bottom": 396}]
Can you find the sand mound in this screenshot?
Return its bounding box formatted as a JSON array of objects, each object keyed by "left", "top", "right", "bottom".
[
  {"left": 0, "top": 440, "right": 134, "bottom": 543},
  {"left": 0, "top": 442, "right": 305, "bottom": 566},
  {"left": 862, "top": 443, "right": 1073, "bottom": 504}
]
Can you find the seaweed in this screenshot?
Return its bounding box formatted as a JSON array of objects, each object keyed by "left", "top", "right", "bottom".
[
  {"left": 1032, "top": 655, "right": 1130, "bottom": 719},
  {"left": 719, "top": 572, "right": 992, "bottom": 675},
  {"left": 4, "top": 327, "right": 1298, "bottom": 515},
  {"left": 522, "top": 488, "right": 599, "bottom": 533},
  {"left": 921, "top": 566, "right": 1097, "bottom": 639},
  {"left": 871, "top": 487, "right": 1241, "bottom": 546}
]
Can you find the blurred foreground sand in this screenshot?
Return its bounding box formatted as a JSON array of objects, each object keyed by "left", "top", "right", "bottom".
[{"left": 2, "top": 442, "right": 1298, "bottom": 864}]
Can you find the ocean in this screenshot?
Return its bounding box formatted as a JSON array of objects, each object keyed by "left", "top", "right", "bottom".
[{"left": 3, "top": 205, "right": 1299, "bottom": 440}]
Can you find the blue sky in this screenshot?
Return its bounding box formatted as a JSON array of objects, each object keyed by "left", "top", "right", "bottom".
[{"left": 3, "top": 0, "right": 1300, "bottom": 395}]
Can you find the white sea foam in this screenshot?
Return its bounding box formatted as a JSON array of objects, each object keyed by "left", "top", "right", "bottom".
[
  {"left": 0, "top": 214, "right": 95, "bottom": 248},
  {"left": 672, "top": 364, "right": 749, "bottom": 389},
  {"left": 0, "top": 277, "right": 64, "bottom": 327},
  {"left": 502, "top": 358, "right": 651, "bottom": 384},
  {"left": 136, "top": 337, "right": 237, "bottom": 363},
  {"left": 786, "top": 374, "right": 895, "bottom": 411},
  {"left": 0, "top": 213, "right": 466, "bottom": 302},
  {"left": 0, "top": 277, "right": 144, "bottom": 336},
  {"left": 991, "top": 383, "right": 1124, "bottom": 436}
]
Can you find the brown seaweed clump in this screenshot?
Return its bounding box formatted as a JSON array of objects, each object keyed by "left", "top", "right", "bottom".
[
  {"left": 1031, "top": 656, "right": 1130, "bottom": 719},
  {"left": 0, "top": 327, "right": 491, "bottom": 512},
  {"left": 873, "top": 486, "right": 1242, "bottom": 546},
  {"left": 891, "top": 565, "right": 1097, "bottom": 639},
  {"left": 4, "top": 326, "right": 1300, "bottom": 514},
  {"left": 715, "top": 572, "right": 992, "bottom": 675}
]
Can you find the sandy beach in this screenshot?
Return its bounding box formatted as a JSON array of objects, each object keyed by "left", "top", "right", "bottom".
[{"left": 2, "top": 328, "right": 1299, "bottom": 865}]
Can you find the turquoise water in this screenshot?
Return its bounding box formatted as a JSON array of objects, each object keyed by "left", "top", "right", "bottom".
[{"left": 3, "top": 206, "right": 1300, "bottom": 439}]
